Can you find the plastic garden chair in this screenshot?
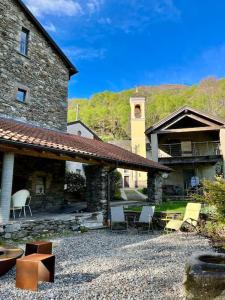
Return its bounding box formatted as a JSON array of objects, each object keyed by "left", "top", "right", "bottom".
[
  {"left": 110, "top": 206, "right": 128, "bottom": 231},
  {"left": 11, "top": 189, "right": 32, "bottom": 219},
  {"left": 135, "top": 206, "right": 155, "bottom": 233},
  {"left": 165, "top": 202, "right": 201, "bottom": 232}
]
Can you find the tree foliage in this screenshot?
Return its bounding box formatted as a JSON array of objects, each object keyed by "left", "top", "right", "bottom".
[
  {"left": 65, "top": 172, "right": 86, "bottom": 193},
  {"left": 68, "top": 77, "right": 225, "bottom": 141},
  {"left": 195, "top": 176, "right": 225, "bottom": 222}
]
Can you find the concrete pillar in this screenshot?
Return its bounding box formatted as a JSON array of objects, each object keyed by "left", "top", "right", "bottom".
[
  {"left": 147, "top": 171, "right": 162, "bottom": 204},
  {"left": 151, "top": 134, "right": 158, "bottom": 162},
  {"left": 219, "top": 127, "right": 225, "bottom": 178},
  {"left": 0, "top": 153, "right": 15, "bottom": 224}
]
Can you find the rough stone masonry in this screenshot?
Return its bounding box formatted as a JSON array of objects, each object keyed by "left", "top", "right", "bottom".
[{"left": 0, "top": 0, "right": 69, "bottom": 131}]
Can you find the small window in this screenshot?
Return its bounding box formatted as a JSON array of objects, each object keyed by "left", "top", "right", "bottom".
[
  {"left": 134, "top": 104, "right": 141, "bottom": 118},
  {"left": 19, "top": 28, "right": 29, "bottom": 55},
  {"left": 77, "top": 131, "right": 82, "bottom": 136},
  {"left": 16, "top": 88, "right": 26, "bottom": 102}
]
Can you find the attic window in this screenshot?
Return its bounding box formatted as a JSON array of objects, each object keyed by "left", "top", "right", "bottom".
[
  {"left": 77, "top": 131, "right": 82, "bottom": 136},
  {"left": 19, "top": 28, "right": 29, "bottom": 56},
  {"left": 134, "top": 105, "right": 141, "bottom": 118},
  {"left": 16, "top": 88, "right": 27, "bottom": 102}
]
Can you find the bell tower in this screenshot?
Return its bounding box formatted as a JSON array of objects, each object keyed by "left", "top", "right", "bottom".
[{"left": 130, "top": 92, "right": 147, "bottom": 187}]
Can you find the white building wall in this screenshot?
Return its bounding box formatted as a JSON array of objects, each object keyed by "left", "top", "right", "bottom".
[{"left": 66, "top": 123, "right": 95, "bottom": 176}]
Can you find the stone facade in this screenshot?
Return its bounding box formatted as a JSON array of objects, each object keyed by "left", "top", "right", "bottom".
[
  {"left": 147, "top": 171, "right": 163, "bottom": 204},
  {"left": 0, "top": 0, "right": 69, "bottom": 131},
  {"left": 84, "top": 165, "right": 109, "bottom": 223},
  {"left": 0, "top": 153, "right": 66, "bottom": 212}
]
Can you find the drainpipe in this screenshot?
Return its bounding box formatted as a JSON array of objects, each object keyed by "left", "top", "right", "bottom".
[{"left": 0, "top": 153, "right": 15, "bottom": 224}]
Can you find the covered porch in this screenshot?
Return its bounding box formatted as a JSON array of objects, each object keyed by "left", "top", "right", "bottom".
[{"left": 0, "top": 117, "right": 170, "bottom": 233}]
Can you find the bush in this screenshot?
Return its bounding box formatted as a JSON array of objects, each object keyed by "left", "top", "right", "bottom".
[
  {"left": 65, "top": 172, "right": 86, "bottom": 193},
  {"left": 111, "top": 170, "right": 122, "bottom": 200},
  {"left": 194, "top": 176, "right": 225, "bottom": 223}
]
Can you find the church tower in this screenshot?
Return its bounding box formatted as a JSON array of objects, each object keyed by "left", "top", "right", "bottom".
[{"left": 130, "top": 92, "right": 147, "bottom": 187}]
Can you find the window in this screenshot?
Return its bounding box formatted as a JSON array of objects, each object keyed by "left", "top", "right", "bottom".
[
  {"left": 134, "top": 104, "right": 141, "bottom": 118},
  {"left": 77, "top": 130, "right": 82, "bottom": 136},
  {"left": 16, "top": 88, "right": 26, "bottom": 102},
  {"left": 19, "top": 28, "right": 29, "bottom": 55}
]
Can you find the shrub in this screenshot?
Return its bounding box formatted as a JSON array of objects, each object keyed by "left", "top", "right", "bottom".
[
  {"left": 194, "top": 176, "right": 225, "bottom": 223},
  {"left": 65, "top": 172, "right": 86, "bottom": 193},
  {"left": 111, "top": 170, "right": 122, "bottom": 200}
]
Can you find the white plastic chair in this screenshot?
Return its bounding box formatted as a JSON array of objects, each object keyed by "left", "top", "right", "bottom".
[
  {"left": 110, "top": 206, "right": 128, "bottom": 231},
  {"left": 11, "top": 189, "right": 32, "bottom": 219},
  {"left": 135, "top": 206, "right": 155, "bottom": 233}
]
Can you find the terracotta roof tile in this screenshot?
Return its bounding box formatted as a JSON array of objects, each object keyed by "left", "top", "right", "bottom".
[{"left": 0, "top": 117, "right": 170, "bottom": 172}]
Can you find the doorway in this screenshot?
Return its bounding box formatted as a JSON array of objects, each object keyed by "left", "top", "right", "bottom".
[
  {"left": 183, "top": 169, "right": 195, "bottom": 189},
  {"left": 124, "top": 176, "right": 130, "bottom": 188}
]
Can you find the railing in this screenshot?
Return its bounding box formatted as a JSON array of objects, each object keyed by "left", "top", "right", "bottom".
[{"left": 158, "top": 141, "right": 221, "bottom": 158}]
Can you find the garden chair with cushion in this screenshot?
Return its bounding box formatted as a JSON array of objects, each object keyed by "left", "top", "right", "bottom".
[
  {"left": 135, "top": 206, "right": 155, "bottom": 233},
  {"left": 11, "top": 189, "right": 32, "bottom": 219},
  {"left": 110, "top": 206, "right": 128, "bottom": 231},
  {"left": 165, "top": 202, "right": 201, "bottom": 233}
]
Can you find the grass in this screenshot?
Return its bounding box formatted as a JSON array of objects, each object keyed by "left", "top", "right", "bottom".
[
  {"left": 124, "top": 190, "right": 145, "bottom": 201},
  {"left": 125, "top": 201, "right": 188, "bottom": 213}
]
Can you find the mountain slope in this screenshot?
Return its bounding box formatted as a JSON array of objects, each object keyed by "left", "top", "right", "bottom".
[{"left": 68, "top": 77, "right": 225, "bottom": 141}]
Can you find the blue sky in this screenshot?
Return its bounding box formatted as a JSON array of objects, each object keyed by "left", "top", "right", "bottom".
[{"left": 24, "top": 0, "right": 225, "bottom": 99}]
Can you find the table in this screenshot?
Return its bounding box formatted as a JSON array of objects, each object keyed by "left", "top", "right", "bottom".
[{"left": 0, "top": 246, "right": 24, "bottom": 276}]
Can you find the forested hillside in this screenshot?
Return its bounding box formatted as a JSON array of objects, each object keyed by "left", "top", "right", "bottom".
[{"left": 68, "top": 77, "right": 225, "bottom": 141}]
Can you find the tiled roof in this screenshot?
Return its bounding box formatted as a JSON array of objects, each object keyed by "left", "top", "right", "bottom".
[{"left": 0, "top": 117, "right": 170, "bottom": 172}]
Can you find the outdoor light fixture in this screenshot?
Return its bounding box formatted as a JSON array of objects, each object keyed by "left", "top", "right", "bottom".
[{"left": 161, "top": 172, "right": 169, "bottom": 179}]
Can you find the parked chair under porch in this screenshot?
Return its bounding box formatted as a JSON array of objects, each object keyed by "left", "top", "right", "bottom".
[
  {"left": 135, "top": 206, "right": 155, "bottom": 233},
  {"left": 11, "top": 189, "right": 32, "bottom": 219}
]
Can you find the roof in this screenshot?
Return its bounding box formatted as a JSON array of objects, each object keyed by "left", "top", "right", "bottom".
[
  {"left": 145, "top": 106, "right": 225, "bottom": 135},
  {"left": 0, "top": 117, "right": 170, "bottom": 172},
  {"left": 67, "top": 120, "right": 102, "bottom": 141},
  {"left": 16, "top": 0, "right": 77, "bottom": 77}
]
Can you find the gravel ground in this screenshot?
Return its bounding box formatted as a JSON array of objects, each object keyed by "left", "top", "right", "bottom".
[{"left": 0, "top": 230, "right": 212, "bottom": 300}]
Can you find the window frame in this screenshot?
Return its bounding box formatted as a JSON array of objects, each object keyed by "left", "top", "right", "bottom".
[{"left": 19, "top": 27, "right": 30, "bottom": 56}]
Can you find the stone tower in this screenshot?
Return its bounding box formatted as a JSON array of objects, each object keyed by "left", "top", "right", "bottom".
[{"left": 130, "top": 93, "right": 147, "bottom": 187}]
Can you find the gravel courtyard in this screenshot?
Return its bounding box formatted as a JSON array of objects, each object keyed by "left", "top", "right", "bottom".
[{"left": 0, "top": 230, "right": 212, "bottom": 300}]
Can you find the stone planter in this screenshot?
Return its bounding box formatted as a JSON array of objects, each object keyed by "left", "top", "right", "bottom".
[{"left": 184, "top": 252, "right": 225, "bottom": 299}]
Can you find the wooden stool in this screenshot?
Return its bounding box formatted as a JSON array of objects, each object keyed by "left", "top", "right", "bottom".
[
  {"left": 25, "top": 241, "right": 52, "bottom": 256},
  {"left": 16, "top": 254, "right": 55, "bottom": 291}
]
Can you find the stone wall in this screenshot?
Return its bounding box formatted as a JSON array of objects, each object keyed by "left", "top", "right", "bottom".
[
  {"left": 84, "top": 165, "right": 108, "bottom": 223},
  {"left": 0, "top": 0, "right": 69, "bottom": 131},
  {"left": 147, "top": 171, "right": 163, "bottom": 204},
  {"left": 0, "top": 154, "right": 66, "bottom": 212}
]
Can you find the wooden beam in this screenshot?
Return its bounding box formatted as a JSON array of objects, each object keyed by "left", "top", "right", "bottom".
[
  {"left": 0, "top": 144, "right": 102, "bottom": 165},
  {"left": 158, "top": 126, "right": 221, "bottom": 134}
]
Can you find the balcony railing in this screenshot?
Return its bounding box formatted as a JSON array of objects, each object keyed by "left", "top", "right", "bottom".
[{"left": 158, "top": 141, "right": 221, "bottom": 158}]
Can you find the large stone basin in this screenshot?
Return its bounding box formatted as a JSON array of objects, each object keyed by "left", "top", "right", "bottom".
[
  {"left": 184, "top": 252, "right": 225, "bottom": 300},
  {"left": 0, "top": 246, "right": 24, "bottom": 276}
]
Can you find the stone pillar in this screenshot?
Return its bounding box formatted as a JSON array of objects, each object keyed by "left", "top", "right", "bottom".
[
  {"left": 219, "top": 127, "right": 225, "bottom": 178},
  {"left": 151, "top": 134, "right": 158, "bottom": 162},
  {"left": 0, "top": 153, "right": 15, "bottom": 224},
  {"left": 84, "top": 165, "right": 108, "bottom": 224},
  {"left": 147, "top": 171, "right": 162, "bottom": 204}
]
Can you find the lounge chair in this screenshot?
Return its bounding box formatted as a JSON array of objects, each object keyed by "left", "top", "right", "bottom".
[
  {"left": 165, "top": 202, "right": 201, "bottom": 232},
  {"left": 135, "top": 206, "right": 155, "bottom": 233},
  {"left": 110, "top": 206, "right": 128, "bottom": 231},
  {"left": 11, "top": 189, "right": 32, "bottom": 219}
]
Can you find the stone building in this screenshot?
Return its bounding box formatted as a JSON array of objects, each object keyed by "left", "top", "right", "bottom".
[{"left": 0, "top": 0, "right": 169, "bottom": 226}]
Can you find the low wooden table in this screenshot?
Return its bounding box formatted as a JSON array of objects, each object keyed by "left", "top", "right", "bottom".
[
  {"left": 16, "top": 253, "right": 55, "bottom": 291},
  {"left": 25, "top": 241, "right": 52, "bottom": 256},
  {"left": 161, "top": 211, "right": 182, "bottom": 221}
]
